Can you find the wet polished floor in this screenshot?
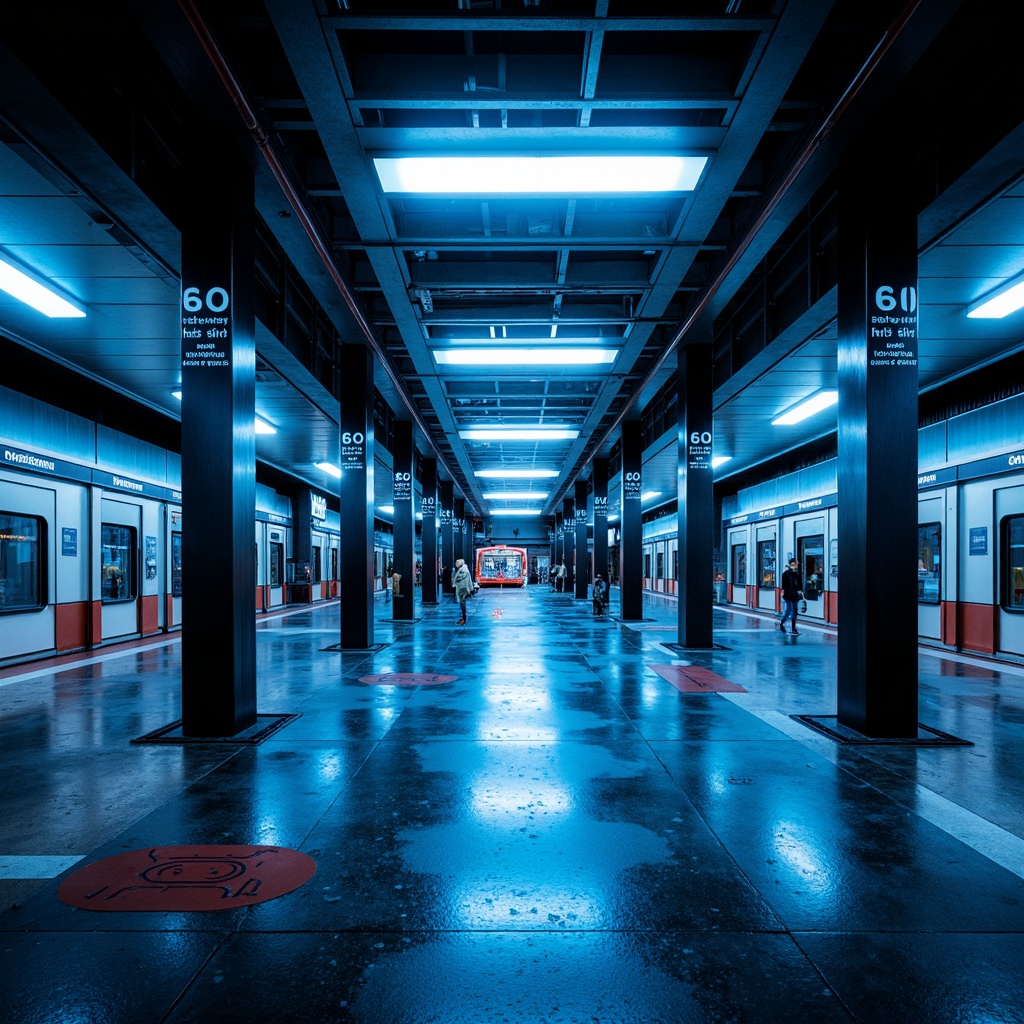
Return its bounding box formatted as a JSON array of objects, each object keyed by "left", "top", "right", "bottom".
[{"left": 1, "top": 587, "right": 1023, "bottom": 1023}]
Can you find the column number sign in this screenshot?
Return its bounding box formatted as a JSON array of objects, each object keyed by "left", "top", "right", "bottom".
[{"left": 181, "top": 286, "right": 231, "bottom": 369}]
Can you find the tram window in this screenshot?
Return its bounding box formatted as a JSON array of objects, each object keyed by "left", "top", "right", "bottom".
[
  {"left": 312, "top": 545, "right": 322, "bottom": 583},
  {"left": 672, "top": 549, "right": 678, "bottom": 580},
  {"left": 101, "top": 524, "right": 136, "bottom": 602},
  {"left": 798, "top": 535, "right": 825, "bottom": 602},
  {"left": 644, "top": 553, "right": 651, "bottom": 578},
  {"left": 918, "top": 522, "right": 941, "bottom": 604},
  {"left": 1002, "top": 516, "right": 1024, "bottom": 612},
  {"left": 269, "top": 542, "right": 283, "bottom": 587},
  {"left": 0, "top": 512, "right": 46, "bottom": 612},
  {"left": 758, "top": 540, "right": 776, "bottom": 589},
  {"left": 330, "top": 548, "right": 338, "bottom": 581},
  {"left": 732, "top": 544, "right": 746, "bottom": 586},
  {"left": 171, "top": 532, "right": 182, "bottom": 597},
  {"left": 656, "top": 551, "right": 664, "bottom": 579}
]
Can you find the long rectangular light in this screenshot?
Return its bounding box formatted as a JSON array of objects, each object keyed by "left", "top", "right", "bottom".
[
  {"left": 491, "top": 509, "right": 543, "bottom": 516},
  {"left": 460, "top": 427, "right": 579, "bottom": 441},
  {"left": 255, "top": 416, "right": 277, "bottom": 435},
  {"left": 772, "top": 390, "right": 839, "bottom": 425},
  {"left": 475, "top": 469, "right": 558, "bottom": 478},
  {"left": 641, "top": 491, "right": 662, "bottom": 503},
  {"left": 967, "top": 271, "right": 1024, "bottom": 318},
  {"left": 435, "top": 347, "right": 617, "bottom": 367},
  {"left": 374, "top": 155, "right": 707, "bottom": 195},
  {"left": 315, "top": 461, "right": 342, "bottom": 478},
  {"left": 711, "top": 456, "right": 732, "bottom": 468},
  {"left": 482, "top": 491, "right": 547, "bottom": 500},
  {"left": 0, "top": 253, "right": 86, "bottom": 318}
]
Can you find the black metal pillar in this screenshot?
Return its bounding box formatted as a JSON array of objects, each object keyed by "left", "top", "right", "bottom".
[
  {"left": 180, "top": 137, "right": 256, "bottom": 738},
  {"left": 392, "top": 421, "right": 415, "bottom": 621},
  {"left": 454, "top": 497, "right": 465, "bottom": 566},
  {"left": 562, "top": 498, "right": 575, "bottom": 594},
  {"left": 837, "top": 150, "right": 919, "bottom": 737},
  {"left": 338, "top": 345, "right": 375, "bottom": 649},
  {"left": 592, "top": 459, "right": 609, "bottom": 588},
  {"left": 575, "top": 479, "right": 589, "bottom": 600},
  {"left": 620, "top": 420, "right": 644, "bottom": 620},
  {"left": 421, "top": 458, "right": 438, "bottom": 604},
  {"left": 440, "top": 479, "right": 454, "bottom": 599},
  {"left": 677, "top": 343, "right": 715, "bottom": 648}
]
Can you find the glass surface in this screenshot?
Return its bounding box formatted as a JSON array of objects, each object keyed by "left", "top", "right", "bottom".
[
  {"left": 0, "top": 512, "right": 44, "bottom": 612},
  {"left": 798, "top": 535, "right": 825, "bottom": 601},
  {"left": 171, "top": 532, "right": 182, "bottom": 597},
  {"left": 758, "top": 539, "right": 776, "bottom": 589},
  {"left": 656, "top": 551, "right": 664, "bottom": 579},
  {"left": 270, "top": 543, "right": 283, "bottom": 587},
  {"left": 732, "top": 544, "right": 746, "bottom": 587},
  {"left": 1004, "top": 516, "right": 1024, "bottom": 611},
  {"left": 918, "top": 522, "right": 941, "bottom": 604},
  {"left": 101, "top": 524, "right": 136, "bottom": 602}
]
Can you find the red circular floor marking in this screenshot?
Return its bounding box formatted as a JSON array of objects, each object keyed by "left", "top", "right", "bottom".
[
  {"left": 57, "top": 845, "right": 317, "bottom": 912},
  {"left": 358, "top": 672, "right": 456, "bottom": 686}
]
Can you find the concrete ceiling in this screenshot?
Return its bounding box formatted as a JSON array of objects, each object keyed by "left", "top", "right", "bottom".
[{"left": 2, "top": 0, "right": 1023, "bottom": 524}]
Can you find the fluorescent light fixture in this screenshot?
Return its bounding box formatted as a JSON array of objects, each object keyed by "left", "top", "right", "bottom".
[
  {"left": 374, "top": 155, "right": 707, "bottom": 195},
  {"left": 171, "top": 389, "right": 182, "bottom": 401},
  {"left": 315, "top": 461, "right": 342, "bottom": 478},
  {"left": 0, "top": 252, "right": 86, "bottom": 318},
  {"left": 379, "top": 505, "right": 394, "bottom": 515},
  {"left": 711, "top": 456, "right": 732, "bottom": 468},
  {"left": 772, "top": 390, "right": 839, "bottom": 425},
  {"left": 460, "top": 427, "right": 579, "bottom": 441},
  {"left": 475, "top": 469, "right": 558, "bottom": 478},
  {"left": 641, "top": 491, "right": 662, "bottom": 502},
  {"left": 608, "top": 514, "right": 620, "bottom": 522},
  {"left": 491, "top": 509, "right": 543, "bottom": 516},
  {"left": 482, "top": 491, "right": 547, "bottom": 500},
  {"left": 435, "top": 347, "right": 616, "bottom": 366},
  {"left": 967, "top": 271, "right": 1024, "bottom": 318}
]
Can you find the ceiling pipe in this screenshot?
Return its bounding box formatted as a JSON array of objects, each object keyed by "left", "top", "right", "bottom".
[
  {"left": 177, "top": 0, "right": 467, "bottom": 499},
  {"left": 565, "top": 0, "right": 923, "bottom": 499}
]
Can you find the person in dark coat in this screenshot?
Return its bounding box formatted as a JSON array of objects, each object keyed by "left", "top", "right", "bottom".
[
  {"left": 779, "top": 558, "right": 803, "bottom": 634},
  {"left": 592, "top": 573, "right": 607, "bottom": 615}
]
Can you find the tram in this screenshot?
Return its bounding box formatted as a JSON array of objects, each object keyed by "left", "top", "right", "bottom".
[{"left": 475, "top": 545, "right": 527, "bottom": 587}]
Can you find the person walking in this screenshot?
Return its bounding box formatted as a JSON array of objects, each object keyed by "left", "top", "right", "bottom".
[
  {"left": 453, "top": 557, "right": 473, "bottom": 625},
  {"left": 592, "top": 573, "right": 607, "bottom": 616},
  {"left": 779, "top": 558, "right": 803, "bottom": 634}
]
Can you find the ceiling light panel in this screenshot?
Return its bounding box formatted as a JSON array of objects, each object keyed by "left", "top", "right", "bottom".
[{"left": 373, "top": 155, "right": 708, "bottom": 195}]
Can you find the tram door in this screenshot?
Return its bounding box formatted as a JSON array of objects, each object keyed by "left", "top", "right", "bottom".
[
  {"left": 797, "top": 534, "right": 825, "bottom": 620},
  {"left": 996, "top": 484, "right": 1024, "bottom": 657}
]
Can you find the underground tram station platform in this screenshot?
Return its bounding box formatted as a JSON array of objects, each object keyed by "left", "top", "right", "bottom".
[
  {"left": 4, "top": 1, "right": 1024, "bottom": 1020},
  {"left": 1, "top": 588, "right": 1022, "bottom": 1023}
]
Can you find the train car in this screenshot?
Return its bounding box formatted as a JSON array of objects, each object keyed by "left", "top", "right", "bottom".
[
  {"left": 715, "top": 390, "right": 1024, "bottom": 658},
  {"left": 475, "top": 545, "right": 527, "bottom": 587}
]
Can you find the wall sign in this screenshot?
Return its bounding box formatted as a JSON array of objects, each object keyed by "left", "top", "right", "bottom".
[{"left": 969, "top": 527, "right": 988, "bottom": 556}]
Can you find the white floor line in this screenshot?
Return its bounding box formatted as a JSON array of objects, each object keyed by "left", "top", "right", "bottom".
[
  {"left": 0, "top": 855, "right": 84, "bottom": 879},
  {"left": 721, "top": 693, "right": 1024, "bottom": 882},
  {"left": 0, "top": 638, "right": 181, "bottom": 689}
]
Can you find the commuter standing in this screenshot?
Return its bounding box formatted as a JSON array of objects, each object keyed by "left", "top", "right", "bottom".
[
  {"left": 453, "top": 557, "right": 473, "bottom": 625},
  {"left": 779, "top": 558, "right": 803, "bottom": 634},
  {"left": 555, "top": 559, "right": 567, "bottom": 592}
]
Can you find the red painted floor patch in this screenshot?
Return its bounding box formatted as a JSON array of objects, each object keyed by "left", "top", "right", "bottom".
[
  {"left": 358, "top": 672, "right": 457, "bottom": 686},
  {"left": 57, "top": 845, "right": 316, "bottom": 912},
  {"left": 650, "top": 664, "right": 748, "bottom": 693}
]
